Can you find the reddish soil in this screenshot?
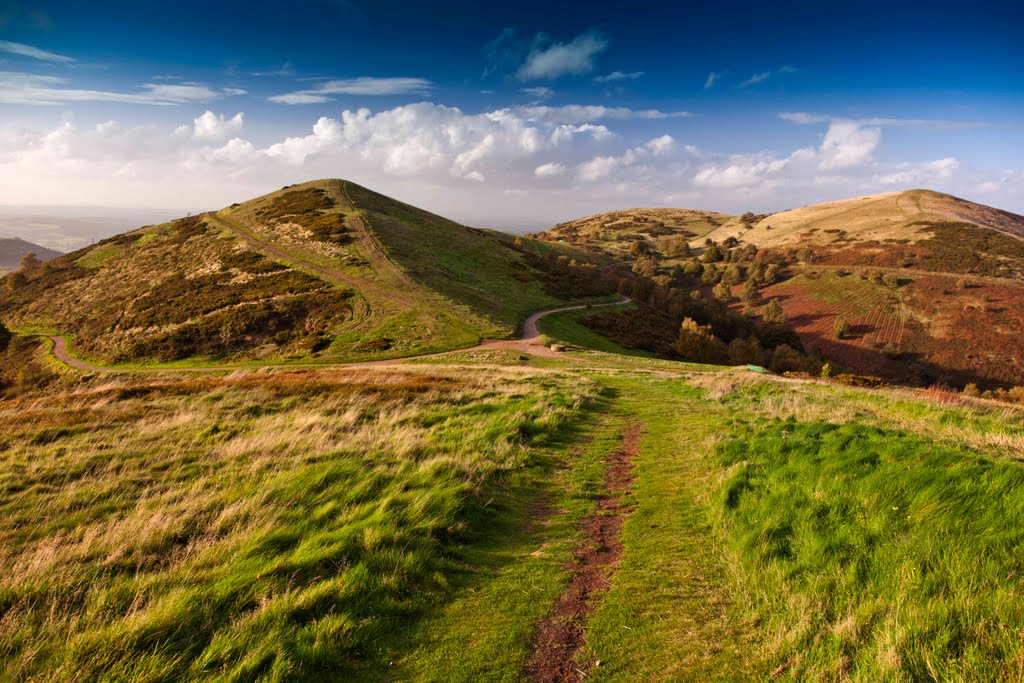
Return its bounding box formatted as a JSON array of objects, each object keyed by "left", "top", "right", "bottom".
[{"left": 526, "top": 421, "right": 642, "bottom": 683}]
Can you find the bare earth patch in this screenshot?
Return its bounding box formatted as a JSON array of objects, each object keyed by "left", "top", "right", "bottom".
[{"left": 526, "top": 420, "right": 642, "bottom": 682}]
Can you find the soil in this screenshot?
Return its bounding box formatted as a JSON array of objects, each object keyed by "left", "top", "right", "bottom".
[{"left": 526, "top": 421, "right": 642, "bottom": 682}]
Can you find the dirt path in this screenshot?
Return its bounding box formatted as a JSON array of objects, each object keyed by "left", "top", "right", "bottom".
[
  {"left": 526, "top": 421, "right": 642, "bottom": 683},
  {"left": 39, "top": 295, "right": 631, "bottom": 374}
]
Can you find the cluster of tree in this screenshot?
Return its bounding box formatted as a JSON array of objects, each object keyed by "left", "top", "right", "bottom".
[
  {"left": 962, "top": 383, "right": 1024, "bottom": 405},
  {"left": 518, "top": 248, "right": 622, "bottom": 299},
  {"left": 582, "top": 273, "right": 821, "bottom": 374}
]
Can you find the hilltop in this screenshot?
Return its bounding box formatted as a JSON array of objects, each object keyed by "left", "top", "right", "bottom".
[
  {"left": 534, "top": 189, "right": 1024, "bottom": 387},
  {"left": 0, "top": 237, "right": 61, "bottom": 273},
  {"left": 0, "top": 179, "right": 616, "bottom": 365}
]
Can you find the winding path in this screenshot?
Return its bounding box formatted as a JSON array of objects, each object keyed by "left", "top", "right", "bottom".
[{"left": 41, "top": 295, "right": 631, "bottom": 374}]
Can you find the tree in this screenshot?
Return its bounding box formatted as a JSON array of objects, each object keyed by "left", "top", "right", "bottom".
[
  {"left": 19, "top": 252, "right": 42, "bottom": 275},
  {"left": 741, "top": 278, "right": 761, "bottom": 305},
  {"left": 674, "top": 317, "right": 728, "bottom": 364},
  {"left": 770, "top": 344, "right": 806, "bottom": 374},
  {"left": 701, "top": 265, "right": 720, "bottom": 286},
  {"left": 5, "top": 272, "right": 27, "bottom": 292},
  {"left": 723, "top": 236, "right": 740, "bottom": 249},
  {"left": 728, "top": 336, "right": 764, "bottom": 365},
  {"left": 702, "top": 244, "right": 723, "bottom": 263},
  {"left": 762, "top": 298, "right": 786, "bottom": 324},
  {"left": 632, "top": 255, "right": 659, "bottom": 279},
  {"left": 0, "top": 321, "right": 10, "bottom": 353},
  {"left": 724, "top": 265, "right": 745, "bottom": 285},
  {"left": 820, "top": 362, "right": 834, "bottom": 378},
  {"left": 713, "top": 281, "right": 733, "bottom": 303},
  {"left": 763, "top": 263, "right": 781, "bottom": 284},
  {"left": 833, "top": 315, "right": 851, "bottom": 339}
]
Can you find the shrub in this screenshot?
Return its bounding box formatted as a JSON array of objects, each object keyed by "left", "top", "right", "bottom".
[
  {"left": 762, "top": 298, "right": 786, "bottom": 325},
  {"left": 833, "top": 315, "right": 851, "bottom": 339}
]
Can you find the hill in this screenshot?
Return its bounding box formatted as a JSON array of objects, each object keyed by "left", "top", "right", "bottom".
[
  {"left": 1, "top": 338, "right": 1023, "bottom": 680},
  {"left": 535, "top": 189, "right": 1024, "bottom": 387},
  {"left": 0, "top": 237, "right": 62, "bottom": 273},
  {"left": 533, "top": 207, "right": 732, "bottom": 259},
  {"left": 0, "top": 179, "right": 615, "bottom": 365}
]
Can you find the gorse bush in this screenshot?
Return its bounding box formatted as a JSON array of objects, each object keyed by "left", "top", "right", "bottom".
[{"left": 715, "top": 419, "right": 1024, "bottom": 680}]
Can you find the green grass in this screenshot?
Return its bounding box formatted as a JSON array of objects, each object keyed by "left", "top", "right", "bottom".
[
  {"left": 0, "top": 366, "right": 600, "bottom": 680},
  {"left": 344, "top": 181, "right": 568, "bottom": 331},
  {"left": 713, "top": 418, "right": 1024, "bottom": 680},
  {"left": 536, "top": 303, "right": 655, "bottom": 358}
]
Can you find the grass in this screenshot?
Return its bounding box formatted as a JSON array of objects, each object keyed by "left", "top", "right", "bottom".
[
  {"left": 536, "top": 303, "right": 655, "bottom": 358},
  {"left": 3, "top": 340, "right": 1024, "bottom": 680},
  {"left": 0, "top": 365, "right": 599, "bottom": 680},
  {"left": 714, "top": 418, "right": 1024, "bottom": 680}
]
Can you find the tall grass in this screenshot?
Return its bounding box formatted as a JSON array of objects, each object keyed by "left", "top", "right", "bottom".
[
  {"left": 714, "top": 419, "right": 1024, "bottom": 680},
  {"left": 0, "top": 366, "right": 595, "bottom": 680}
]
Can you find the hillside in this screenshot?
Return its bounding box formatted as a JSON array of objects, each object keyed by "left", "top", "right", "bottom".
[
  {"left": 536, "top": 189, "right": 1024, "bottom": 387},
  {"left": 0, "top": 180, "right": 613, "bottom": 365},
  {"left": 0, "top": 237, "right": 61, "bottom": 273},
  {"left": 2, "top": 338, "right": 1023, "bottom": 680},
  {"left": 533, "top": 207, "right": 732, "bottom": 258}
]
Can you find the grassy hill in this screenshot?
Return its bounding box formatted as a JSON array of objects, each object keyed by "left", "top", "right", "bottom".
[
  {"left": 535, "top": 189, "right": 1024, "bottom": 387},
  {"left": 1, "top": 343, "right": 1023, "bottom": 680},
  {"left": 0, "top": 237, "right": 62, "bottom": 274},
  {"left": 0, "top": 180, "right": 609, "bottom": 366}
]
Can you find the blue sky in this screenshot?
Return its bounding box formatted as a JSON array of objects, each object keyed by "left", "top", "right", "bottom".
[{"left": 0, "top": 0, "right": 1021, "bottom": 227}]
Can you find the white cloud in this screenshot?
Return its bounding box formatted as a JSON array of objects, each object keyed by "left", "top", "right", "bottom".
[
  {"left": 818, "top": 121, "right": 882, "bottom": 170},
  {"left": 594, "top": 70, "right": 644, "bottom": 83},
  {"left": 780, "top": 111, "right": 989, "bottom": 129},
  {"left": 269, "top": 77, "right": 432, "bottom": 104},
  {"left": 517, "top": 30, "right": 608, "bottom": 81},
  {"left": 704, "top": 71, "right": 721, "bottom": 90},
  {"left": 521, "top": 86, "right": 554, "bottom": 99},
  {"left": 534, "top": 162, "right": 566, "bottom": 177},
  {"left": 512, "top": 104, "right": 691, "bottom": 124},
  {"left": 0, "top": 72, "right": 227, "bottom": 105},
  {"left": 0, "top": 40, "right": 74, "bottom": 63},
  {"left": 738, "top": 66, "right": 797, "bottom": 88},
  {"left": 175, "top": 111, "right": 244, "bottom": 141},
  {"left": 0, "top": 104, "right": 1017, "bottom": 229}
]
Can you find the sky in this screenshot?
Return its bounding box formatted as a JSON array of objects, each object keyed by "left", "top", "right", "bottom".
[{"left": 0, "top": 0, "right": 1022, "bottom": 230}]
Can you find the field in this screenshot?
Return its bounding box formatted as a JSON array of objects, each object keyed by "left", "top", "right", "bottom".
[
  {"left": 3, "top": 343, "right": 1024, "bottom": 680},
  {"left": 758, "top": 270, "right": 1024, "bottom": 386}
]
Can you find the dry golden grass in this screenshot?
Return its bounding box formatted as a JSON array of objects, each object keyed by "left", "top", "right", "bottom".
[{"left": 0, "top": 364, "right": 597, "bottom": 680}]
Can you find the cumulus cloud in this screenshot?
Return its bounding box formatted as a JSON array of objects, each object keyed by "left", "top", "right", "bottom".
[
  {"left": 0, "top": 40, "right": 74, "bottom": 63},
  {"left": 269, "top": 77, "right": 432, "bottom": 104},
  {"left": 818, "top": 121, "right": 882, "bottom": 170},
  {"left": 175, "top": 111, "right": 244, "bottom": 141},
  {"left": 594, "top": 70, "right": 644, "bottom": 83},
  {"left": 534, "top": 162, "right": 566, "bottom": 177},
  {"left": 0, "top": 72, "right": 228, "bottom": 105},
  {"left": 517, "top": 30, "right": 608, "bottom": 81},
  {"left": 0, "top": 103, "right": 1015, "bottom": 229}
]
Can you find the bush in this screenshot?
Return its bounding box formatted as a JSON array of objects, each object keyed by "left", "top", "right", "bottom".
[{"left": 833, "top": 316, "right": 850, "bottom": 339}]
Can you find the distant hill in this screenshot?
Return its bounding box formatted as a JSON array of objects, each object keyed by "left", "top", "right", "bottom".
[
  {"left": 0, "top": 238, "right": 62, "bottom": 273},
  {"left": 0, "top": 179, "right": 613, "bottom": 365},
  {"left": 537, "top": 189, "right": 1024, "bottom": 387}
]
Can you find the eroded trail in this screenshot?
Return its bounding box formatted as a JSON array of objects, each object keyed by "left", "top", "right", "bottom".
[{"left": 527, "top": 420, "right": 643, "bottom": 682}]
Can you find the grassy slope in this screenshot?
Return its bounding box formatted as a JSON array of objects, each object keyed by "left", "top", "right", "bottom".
[
  {"left": 4, "top": 349, "right": 1024, "bottom": 679},
  {"left": 0, "top": 180, "right": 584, "bottom": 366}
]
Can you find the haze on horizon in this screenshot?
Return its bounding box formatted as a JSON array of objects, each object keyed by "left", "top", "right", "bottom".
[{"left": 0, "top": 0, "right": 1021, "bottom": 231}]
